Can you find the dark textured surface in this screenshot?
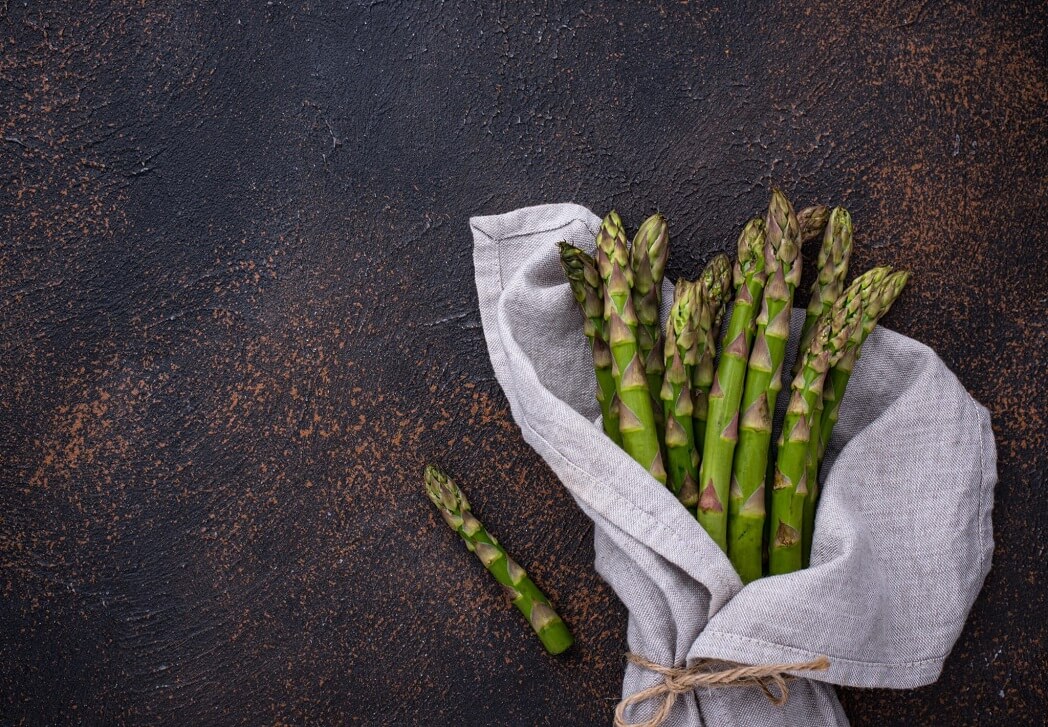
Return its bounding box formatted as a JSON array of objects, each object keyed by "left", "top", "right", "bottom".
[{"left": 1, "top": 2, "right": 1045, "bottom": 725}]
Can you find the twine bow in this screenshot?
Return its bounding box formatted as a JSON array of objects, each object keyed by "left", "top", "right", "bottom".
[{"left": 613, "top": 653, "right": 831, "bottom": 727}]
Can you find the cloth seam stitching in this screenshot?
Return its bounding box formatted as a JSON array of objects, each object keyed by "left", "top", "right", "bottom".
[{"left": 701, "top": 630, "right": 949, "bottom": 669}]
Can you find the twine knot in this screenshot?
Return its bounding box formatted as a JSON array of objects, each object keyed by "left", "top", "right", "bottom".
[{"left": 613, "top": 653, "right": 831, "bottom": 727}]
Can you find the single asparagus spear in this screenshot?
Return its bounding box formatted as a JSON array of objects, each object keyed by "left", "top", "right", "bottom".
[
  {"left": 792, "top": 208, "right": 852, "bottom": 536},
  {"left": 558, "top": 242, "right": 622, "bottom": 446},
  {"left": 802, "top": 268, "right": 890, "bottom": 567},
  {"left": 728, "top": 189, "right": 801, "bottom": 584},
  {"left": 797, "top": 205, "right": 830, "bottom": 243},
  {"left": 795, "top": 207, "right": 854, "bottom": 373},
  {"left": 801, "top": 268, "right": 888, "bottom": 566},
  {"left": 817, "top": 269, "right": 911, "bottom": 463},
  {"left": 802, "top": 268, "right": 906, "bottom": 564},
  {"left": 697, "top": 219, "right": 768, "bottom": 550},
  {"left": 768, "top": 290, "right": 864, "bottom": 575},
  {"left": 630, "top": 213, "right": 671, "bottom": 422},
  {"left": 690, "top": 253, "right": 733, "bottom": 454},
  {"left": 424, "top": 465, "right": 574, "bottom": 655},
  {"left": 801, "top": 400, "right": 823, "bottom": 568},
  {"left": 596, "top": 211, "right": 667, "bottom": 484},
  {"left": 661, "top": 284, "right": 700, "bottom": 504}
]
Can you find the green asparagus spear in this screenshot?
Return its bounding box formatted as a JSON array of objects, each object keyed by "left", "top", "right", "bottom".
[
  {"left": 697, "top": 219, "right": 768, "bottom": 550},
  {"left": 768, "top": 289, "right": 864, "bottom": 575},
  {"left": 596, "top": 212, "right": 667, "bottom": 484},
  {"left": 801, "top": 267, "right": 889, "bottom": 566},
  {"left": 802, "top": 403, "right": 823, "bottom": 568},
  {"left": 690, "top": 254, "right": 733, "bottom": 455},
  {"left": 795, "top": 208, "right": 854, "bottom": 373},
  {"left": 558, "top": 242, "right": 622, "bottom": 446},
  {"left": 728, "top": 189, "right": 801, "bottom": 583},
  {"left": 661, "top": 285, "right": 700, "bottom": 504},
  {"left": 801, "top": 268, "right": 906, "bottom": 564},
  {"left": 797, "top": 205, "right": 830, "bottom": 244},
  {"left": 630, "top": 214, "right": 670, "bottom": 421},
  {"left": 818, "top": 269, "right": 910, "bottom": 463},
  {"left": 424, "top": 465, "right": 574, "bottom": 655}
]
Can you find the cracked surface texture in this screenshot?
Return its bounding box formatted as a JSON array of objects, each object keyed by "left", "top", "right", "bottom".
[{"left": 1, "top": 2, "right": 1044, "bottom": 724}]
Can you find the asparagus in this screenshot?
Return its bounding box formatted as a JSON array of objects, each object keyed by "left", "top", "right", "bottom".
[
  {"left": 661, "top": 284, "right": 700, "bottom": 504},
  {"left": 558, "top": 242, "right": 622, "bottom": 446},
  {"left": 801, "top": 268, "right": 888, "bottom": 565},
  {"left": 795, "top": 207, "right": 854, "bottom": 373},
  {"left": 801, "top": 268, "right": 906, "bottom": 564},
  {"left": 797, "top": 205, "right": 830, "bottom": 243},
  {"left": 596, "top": 211, "right": 667, "bottom": 484},
  {"left": 424, "top": 465, "right": 574, "bottom": 655},
  {"left": 630, "top": 214, "right": 671, "bottom": 419},
  {"left": 768, "top": 289, "right": 864, "bottom": 575},
  {"left": 690, "top": 253, "right": 733, "bottom": 454},
  {"left": 801, "top": 267, "right": 888, "bottom": 566},
  {"left": 728, "top": 190, "right": 801, "bottom": 583},
  {"left": 819, "top": 269, "right": 910, "bottom": 460},
  {"left": 792, "top": 209, "right": 854, "bottom": 547},
  {"left": 696, "top": 219, "right": 767, "bottom": 550}
]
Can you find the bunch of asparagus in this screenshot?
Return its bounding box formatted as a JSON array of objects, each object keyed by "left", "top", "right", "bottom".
[{"left": 560, "top": 191, "right": 909, "bottom": 582}]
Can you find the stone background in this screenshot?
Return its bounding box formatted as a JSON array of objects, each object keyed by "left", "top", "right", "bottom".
[{"left": 2, "top": 2, "right": 1044, "bottom": 724}]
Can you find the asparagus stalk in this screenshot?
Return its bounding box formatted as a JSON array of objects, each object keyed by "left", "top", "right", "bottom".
[
  {"left": 795, "top": 207, "right": 854, "bottom": 373},
  {"left": 799, "top": 269, "right": 887, "bottom": 566},
  {"left": 690, "top": 254, "right": 733, "bottom": 455},
  {"left": 596, "top": 211, "right": 667, "bottom": 484},
  {"left": 424, "top": 465, "right": 574, "bottom": 655},
  {"left": 801, "top": 268, "right": 906, "bottom": 564},
  {"left": 728, "top": 189, "right": 801, "bottom": 583},
  {"left": 696, "top": 219, "right": 768, "bottom": 550},
  {"left": 768, "top": 289, "right": 864, "bottom": 575},
  {"left": 802, "top": 397, "right": 827, "bottom": 568},
  {"left": 793, "top": 209, "right": 854, "bottom": 541},
  {"left": 801, "top": 268, "right": 889, "bottom": 567},
  {"left": 661, "top": 284, "right": 700, "bottom": 504},
  {"left": 630, "top": 214, "right": 670, "bottom": 422},
  {"left": 797, "top": 205, "right": 830, "bottom": 243},
  {"left": 558, "top": 242, "right": 622, "bottom": 446},
  {"left": 815, "top": 268, "right": 911, "bottom": 465}
]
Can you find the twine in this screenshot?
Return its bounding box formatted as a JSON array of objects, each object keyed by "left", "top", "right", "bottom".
[{"left": 613, "top": 653, "right": 831, "bottom": 727}]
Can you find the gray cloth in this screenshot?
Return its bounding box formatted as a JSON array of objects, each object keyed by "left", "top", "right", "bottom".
[{"left": 470, "top": 203, "right": 996, "bottom": 726}]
